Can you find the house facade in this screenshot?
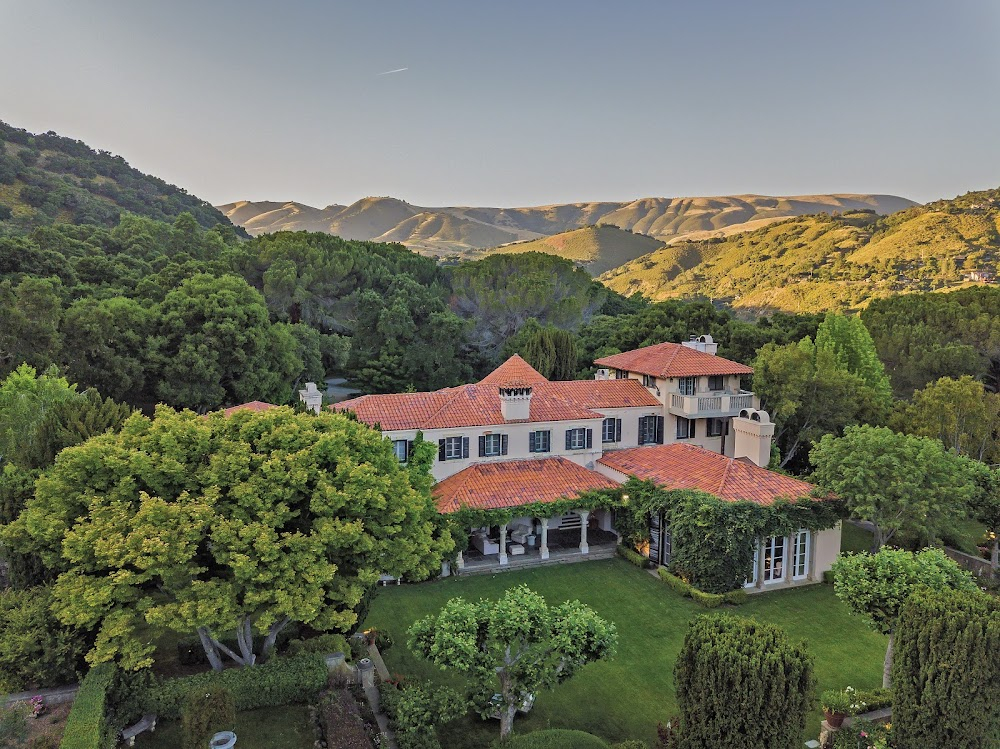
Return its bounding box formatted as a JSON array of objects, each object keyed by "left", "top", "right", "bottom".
[{"left": 332, "top": 336, "right": 841, "bottom": 591}]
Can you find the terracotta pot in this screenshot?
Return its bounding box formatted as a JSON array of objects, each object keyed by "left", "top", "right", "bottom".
[{"left": 823, "top": 709, "right": 846, "bottom": 728}]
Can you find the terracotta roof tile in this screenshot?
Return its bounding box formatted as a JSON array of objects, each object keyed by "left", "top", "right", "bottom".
[
  {"left": 433, "top": 457, "right": 617, "bottom": 513},
  {"left": 478, "top": 355, "right": 548, "bottom": 385},
  {"left": 595, "top": 343, "right": 753, "bottom": 378},
  {"left": 597, "top": 444, "right": 817, "bottom": 506},
  {"left": 537, "top": 379, "right": 661, "bottom": 409}
]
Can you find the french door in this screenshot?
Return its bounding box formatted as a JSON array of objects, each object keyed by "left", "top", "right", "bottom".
[
  {"left": 762, "top": 535, "right": 786, "bottom": 584},
  {"left": 648, "top": 511, "right": 672, "bottom": 566}
]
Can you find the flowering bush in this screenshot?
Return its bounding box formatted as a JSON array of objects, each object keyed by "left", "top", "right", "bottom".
[
  {"left": 821, "top": 686, "right": 891, "bottom": 716},
  {"left": 28, "top": 696, "right": 44, "bottom": 718}
]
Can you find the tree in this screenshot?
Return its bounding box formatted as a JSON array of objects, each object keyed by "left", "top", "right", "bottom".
[
  {"left": 674, "top": 615, "right": 814, "bottom": 749},
  {"left": 407, "top": 585, "right": 616, "bottom": 740},
  {"left": 813, "top": 312, "right": 893, "bottom": 408},
  {"left": 810, "top": 425, "right": 980, "bottom": 551},
  {"left": 831, "top": 547, "right": 977, "bottom": 687},
  {"left": 891, "top": 375, "right": 1000, "bottom": 463},
  {"left": 754, "top": 339, "right": 882, "bottom": 468},
  {"left": 503, "top": 319, "right": 579, "bottom": 379},
  {"left": 3, "top": 406, "right": 452, "bottom": 671},
  {"left": 0, "top": 364, "right": 78, "bottom": 469},
  {"left": 0, "top": 586, "right": 85, "bottom": 693},
  {"left": 22, "top": 388, "right": 133, "bottom": 471},
  {"left": 976, "top": 469, "right": 1000, "bottom": 570},
  {"left": 0, "top": 277, "right": 63, "bottom": 377},
  {"left": 892, "top": 587, "right": 1000, "bottom": 748}
]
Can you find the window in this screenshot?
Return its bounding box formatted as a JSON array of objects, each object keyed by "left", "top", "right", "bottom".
[
  {"left": 675, "top": 417, "right": 696, "bottom": 440},
  {"left": 479, "top": 433, "right": 507, "bottom": 457},
  {"left": 642, "top": 374, "right": 657, "bottom": 388},
  {"left": 565, "top": 427, "right": 592, "bottom": 450},
  {"left": 708, "top": 375, "right": 725, "bottom": 391},
  {"left": 745, "top": 544, "right": 760, "bottom": 588},
  {"left": 762, "top": 536, "right": 786, "bottom": 583},
  {"left": 602, "top": 417, "right": 621, "bottom": 443},
  {"left": 439, "top": 436, "right": 468, "bottom": 461},
  {"left": 615, "top": 369, "right": 629, "bottom": 379},
  {"left": 678, "top": 377, "right": 696, "bottom": 396},
  {"left": 529, "top": 430, "right": 550, "bottom": 453},
  {"left": 792, "top": 529, "right": 810, "bottom": 580},
  {"left": 638, "top": 415, "right": 663, "bottom": 445},
  {"left": 649, "top": 511, "right": 672, "bottom": 566},
  {"left": 708, "top": 418, "right": 724, "bottom": 437},
  {"left": 392, "top": 439, "right": 409, "bottom": 462}
]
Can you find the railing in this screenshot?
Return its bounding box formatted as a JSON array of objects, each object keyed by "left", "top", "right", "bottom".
[{"left": 669, "top": 391, "right": 755, "bottom": 416}]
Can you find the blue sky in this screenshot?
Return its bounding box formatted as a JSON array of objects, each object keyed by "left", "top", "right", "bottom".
[{"left": 2, "top": 0, "right": 998, "bottom": 206}]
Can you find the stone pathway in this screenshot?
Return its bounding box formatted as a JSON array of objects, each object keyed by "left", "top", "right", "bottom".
[{"left": 364, "top": 643, "right": 398, "bottom": 749}]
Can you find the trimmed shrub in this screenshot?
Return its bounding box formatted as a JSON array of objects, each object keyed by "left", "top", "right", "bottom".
[
  {"left": 721, "top": 589, "right": 748, "bottom": 606},
  {"left": 688, "top": 589, "right": 722, "bottom": 608},
  {"left": 675, "top": 615, "right": 814, "bottom": 749},
  {"left": 822, "top": 569, "right": 835, "bottom": 584},
  {"left": 610, "top": 741, "right": 648, "bottom": 749},
  {"left": 145, "top": 653, "right": 327, "bottom": 719},
  {"left": 378, "top": 681, "right": 465, "bottom": 749},
  {"left": 496, "top": 729, "right": 610, "bottom": 748},
  {"left": 658, "top": 568, "right": 691, "bottom": 596},
  {"left": 287, "top": 633, "right": 350, "bottom": 659},
  {"left": 658, "top": 569, "right": 731, "bottom": 608},
  {"left": 892, "top": 587, "right": 1000, "bottom": 748},
  {"left": 616, "top": 545, "right": 650, "bottom": 569},
  {"left": 59, "top": 663, "right": 116, "bottom": 749},
  {"left": 181, "top": 686, "right": 235, "bottom": 749}
]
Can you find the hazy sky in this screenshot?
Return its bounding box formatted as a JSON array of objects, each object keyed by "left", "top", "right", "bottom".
[{"left": 2, "top": 1, "right": 998, "bottom": 207}]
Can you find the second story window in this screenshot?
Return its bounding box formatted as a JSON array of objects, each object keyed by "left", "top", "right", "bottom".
[
  {"left": 439, "top": 436, "right": 469, "bottom": 461},
  {"left": 479, "top": 433, "right": 508, "bottom": 457},
  {"left": 529, "top": 430, "right": 551, "bottom": 453},
  {"left": 678, "top": 377, "right": 696, "bottom": 396},
  {"left": 676, "top": 417, "right": 696, "bottom": 440},
  {"left": 708, "top": 375, "right": 725, "bottom": 391},
  {"left": 642, "top": 374, "right": 657, "bottom": 388},
  {"left": 602, "top": 417, "right": 621, "bottom": 443},
  {"left": 638, "top": 415, "right": 663, "bottom": 445},
  {"left": 392, "top": 439, "right": 410, "bottom": 462},
  {"left": 615, "top": 369, "right": 629, "bottom": 379},
  {"left": 565, "top": 427, "right": 593, "bottom": 450}
]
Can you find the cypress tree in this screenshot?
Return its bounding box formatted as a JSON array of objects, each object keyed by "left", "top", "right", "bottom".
[{"left": 892, "top": 587, "right": 1000, "bottom": 749}]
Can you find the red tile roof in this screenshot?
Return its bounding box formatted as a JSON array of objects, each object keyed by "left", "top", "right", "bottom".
[
  {"left": 595, "top": 343, "right": 753, "bottom": 378},
  {"left": 597, "top": 444, "right": 817, "bottom": 506},
  {"left": 478, "top": 354, "right": 549, "bottom": 386},
  {"left": 222, "top": 401, "right": 278, "bottom": 417},
  {"left": 433, "top": 457, "right": 617, "bottom": 513},
  {"left": 334, "top": 356, "right": 658, "bottom": 431}
]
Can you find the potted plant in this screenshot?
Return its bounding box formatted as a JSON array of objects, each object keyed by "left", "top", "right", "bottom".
[{"left": 820, "top": 688, "right": 853, "bottom": 728}]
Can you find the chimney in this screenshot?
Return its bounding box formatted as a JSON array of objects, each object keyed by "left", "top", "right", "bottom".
[
  {"left": 498, "top": 382, "right": 533, "bottom": 421},
  {"left": 298, "top": 382, "right": 324, "bottom": 415},
  {"left": 681, "top": 334, "right": 718, "bottom": 355},
  {"left": 731, "top": 409, "right": 775, "bottom": 467}
]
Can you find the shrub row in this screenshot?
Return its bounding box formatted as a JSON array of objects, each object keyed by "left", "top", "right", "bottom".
[
  {"left": 616, "top": 545, "right": 651, "bottom": 569},
  {"left": 59, "top": 663, "right": 116, "bottom": 749},
  {"left": 145, "top": 653, "right": 327, "bottom": 719},
  {"left": 287, "top": 633, "right": 350, "bottom": 659},
  {"left": 657, "top": 568, "right": 748, "bottom": 608}
]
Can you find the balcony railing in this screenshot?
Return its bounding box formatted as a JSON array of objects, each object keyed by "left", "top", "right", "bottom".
[{"left": 669, "top": 391, "right": 755, "bottom": 417}]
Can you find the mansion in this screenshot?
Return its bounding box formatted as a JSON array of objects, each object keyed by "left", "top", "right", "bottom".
[{"left": 329, "top": 336, "right": 841, "bottom": 591}]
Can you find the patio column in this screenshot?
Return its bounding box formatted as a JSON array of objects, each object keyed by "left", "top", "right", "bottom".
[
  {"left": 537, "top": 518, "right": 549, "bottom": 560},
  {"left": 499, "top": 523, "right": 509, "bottom": 565},
  {"left": 577, "top": 510, "right": 590, "bottom": 555}
]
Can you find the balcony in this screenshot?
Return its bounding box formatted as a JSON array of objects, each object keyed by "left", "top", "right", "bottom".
[{"left": 668, "top": 391, "right": 755, "bottom": 418}]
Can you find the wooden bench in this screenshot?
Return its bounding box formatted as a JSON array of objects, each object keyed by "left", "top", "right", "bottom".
[{"left": 121, "top": 713, "right": 157, "bottom": 746}]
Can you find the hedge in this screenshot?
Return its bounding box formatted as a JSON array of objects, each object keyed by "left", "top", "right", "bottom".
[
  {"left": 656, "top": 568, "right": 740, "bottom": 608},
  {"left": 59, "top": 663, "right": 116, "bottom": 749},
  {"left": 616, "top": 545, "right": 650, "bottom": 569},
  {"left": 145, "top": 653, "right": 328, "bottom": 719}
]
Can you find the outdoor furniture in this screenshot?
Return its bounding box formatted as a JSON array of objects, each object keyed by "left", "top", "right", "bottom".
[
  {"left": 510, "top": 523, "right": 533, "bottom": 544},
  {"left": 508, "top": 544, "right": 526, "bottom": 556},
  {"left": 121, "top": 714, "right": 157, "bottom": 747},
  {"left": 473, "top": 532, "right": 500, "bottom": 555}
]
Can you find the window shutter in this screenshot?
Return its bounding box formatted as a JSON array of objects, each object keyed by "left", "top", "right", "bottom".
[
  {"left": 438, "top": 439, "right": 446, "bottom": 461},
  {"left": 501, "top": 434, "right": 508, "bottom": 455},
  {"left": 586, "top": 428, "right": 593, "bottom": 449},
  {"left": 615, "top": 418, "right": 622, "bottom": 442},
  {"left": 406, "top": 440, "right": 414, "bottom": 459},
  {"left": 478, "top": 435, "right": 487, "bottom": 457},
  {"left": 462, "top": 437, "right": 470, "bottom": 459},
  {"left": 565, "top": 430, "right": 573, "bottom": 450},
  {"left": 529, "top": 431, "right": 536, "bottom": 453},
  {"left": 656, "top": 416, "right": 665, "bottom": 444}
]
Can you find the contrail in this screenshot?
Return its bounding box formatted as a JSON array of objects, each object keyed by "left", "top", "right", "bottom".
[{"left": 377, "top": 67, "right": 408, "bottom": 76}]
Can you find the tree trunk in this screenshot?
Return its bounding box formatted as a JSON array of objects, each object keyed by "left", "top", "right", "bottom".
[
  {"left": 499, "top": 704, "right": 517, "bottom": 740},
  {"left": 261, "top": 616, "right": 291, "bottom": 661},
  {"left": 882, "top": 630, "right": 894, "bottom": 689},
  {"left": 235, "top": 618, "right": 256, "bottom": 666},
  {"left": 871, "top": 524, "right": 884, "bottom": 554},
  {"left": 197, "top": 626, "right": 225, "bottom": 672}
]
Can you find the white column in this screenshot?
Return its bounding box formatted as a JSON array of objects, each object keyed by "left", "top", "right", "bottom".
[
  {"left": 578, "top": 510, "right": 590, "bottom": 554},
  {"left": 538, "top": 518, "right": 549, "bottom": 560},
  {"left": 756, "top": 538, "right": 766, "bottom": 590},
  {"left": 499, "top": 523, "right": 509, "bottom": 565},
  {"left": 456, "top": 550, "right": 465, "bottom": 570}
]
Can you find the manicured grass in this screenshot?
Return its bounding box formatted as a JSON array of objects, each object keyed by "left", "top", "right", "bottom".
[
  {"left": 364, "top": 559, "right": 886, "bottom": 748},
  {"left": 135, "top": 706, "right": 314, "bottom": 749}
]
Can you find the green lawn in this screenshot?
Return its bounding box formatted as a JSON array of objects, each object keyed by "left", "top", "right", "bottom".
[
  {"left": 364, "top": 559, "right": 887, "bottom": 748},
  {"left": 135, "top": 706, "right": 314, "bottom": 749}
]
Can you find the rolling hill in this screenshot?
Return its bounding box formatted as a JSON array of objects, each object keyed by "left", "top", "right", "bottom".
[
  {"left": 218, "top": 193, "right": 915, "bottom": 256},
  {"left": 0, "top": 120, "right": 237, "bottom": 231},
  {"left": 599, "top": 188, "right": 1000, "bottom": 314}
]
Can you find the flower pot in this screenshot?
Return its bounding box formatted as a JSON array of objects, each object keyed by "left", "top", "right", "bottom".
[{"left": 823, "top": 709, "right": 846, "bottom": 728}]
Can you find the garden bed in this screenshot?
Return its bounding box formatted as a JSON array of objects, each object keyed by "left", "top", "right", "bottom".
[{"left": 134, "top": 705, "right": 315, "bottom": 749}]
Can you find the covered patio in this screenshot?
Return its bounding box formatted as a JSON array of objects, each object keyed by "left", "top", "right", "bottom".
[{"left": 432, "top": 457, "right": 620, "bottom": 575}]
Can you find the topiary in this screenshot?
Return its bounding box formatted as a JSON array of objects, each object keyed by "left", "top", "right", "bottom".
[{"left": 181, "top": 686, "right": 235, "bottom": 749}]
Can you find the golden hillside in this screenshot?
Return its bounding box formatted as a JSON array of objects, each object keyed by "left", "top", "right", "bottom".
[{"left": 599, "top": 189, "right": 1000, "bottom": 314}]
